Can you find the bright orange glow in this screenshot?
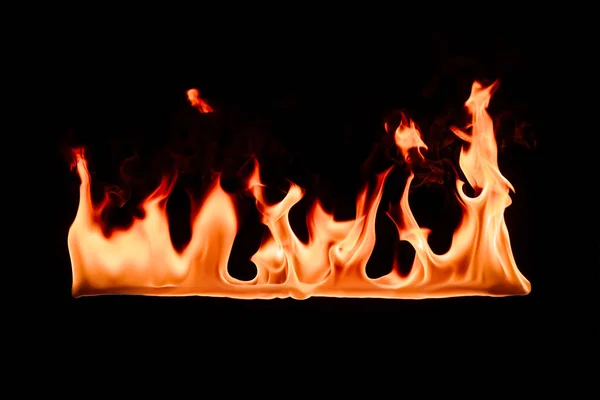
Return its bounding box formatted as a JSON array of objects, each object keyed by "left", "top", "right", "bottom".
[
  {"left": 68, "top": 81, "right": 531, "bottom": 299},
  {"left": 393, "top": 113, "right": 428, "bottom": 164},
  {"left": 186, "top": 88, "right": 214, "bottom": 113}
]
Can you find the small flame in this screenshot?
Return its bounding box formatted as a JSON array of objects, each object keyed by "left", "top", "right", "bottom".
[
  {"left": 187, "top": 88, "right": 214, "bottom": 114},
  {"left": 68, "top": 81, "right": 531, "bottom": 299},
  {"left": 393, "top": 113, "right": 428, "bottom": 165}
]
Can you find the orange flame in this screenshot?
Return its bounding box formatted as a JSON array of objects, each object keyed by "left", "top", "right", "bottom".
[
  {"left": 393, "top": 113, "right": 428, "bottom": 164},
  {"left": 68, "top": 81, "right": 531, "bottom": 299},
  {"left": 186, "top": 88, "right": 214, "bottom": 114}
]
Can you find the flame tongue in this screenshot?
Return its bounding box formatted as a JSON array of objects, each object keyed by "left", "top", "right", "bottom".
[
  {"left": 68, "top": 81, "right": 531, "bottom": 299},
  {"left": 394, "top": 114, "right": 428, "bottom": 165},
  {"left": 187, "top": 88, "right": 214, "bottom": 114}
]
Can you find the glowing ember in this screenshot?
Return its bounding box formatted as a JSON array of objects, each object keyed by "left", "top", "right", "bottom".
[{"left": 68, "top": 81, "right": 531, "bottom": 299}]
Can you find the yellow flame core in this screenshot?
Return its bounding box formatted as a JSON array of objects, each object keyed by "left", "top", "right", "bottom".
[{"left": 68, "top": 81, "right": 531, "bottom": 299}]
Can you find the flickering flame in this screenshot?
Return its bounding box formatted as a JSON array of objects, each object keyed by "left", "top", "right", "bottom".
[
  {"left": 68, "top": 81, "right": 531, "bottom": 299},
  {"left": 393, "top": 113, "right": 428, "bottom": 164},
  {"left": 186, "top": 88, "right": 214, "bottom": 113}
]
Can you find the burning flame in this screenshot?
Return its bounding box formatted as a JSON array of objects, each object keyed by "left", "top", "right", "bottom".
[
  {"left": 186, "top": 88, "right": 214, "bottom": 113},
  {"left": 68, "top": 81, "right": 531, "bottom": 299},
  {"left": 392, "top": 113, "right": 428, "bottom": 165}
]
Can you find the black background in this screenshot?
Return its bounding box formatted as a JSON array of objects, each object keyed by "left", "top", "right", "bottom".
[{"left": 41, "top": 12, "right": 585, "bottom": 359}]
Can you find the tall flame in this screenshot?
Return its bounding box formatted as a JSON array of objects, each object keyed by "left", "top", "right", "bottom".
[{"left": 68, "top": 81, "right": 531, "bottom": 299}]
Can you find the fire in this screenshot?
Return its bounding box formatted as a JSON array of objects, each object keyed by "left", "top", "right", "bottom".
[
  {"left": 186, "top": 88, "right": 214, "bottom": 113},
  {"left": 68, "top": 81, "right": 531, "bottom": 299},
  {"left": 393, "top": 113, "right": 428, "bottom": 165}
]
